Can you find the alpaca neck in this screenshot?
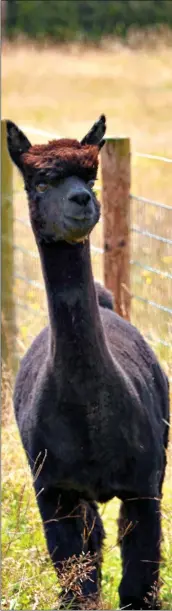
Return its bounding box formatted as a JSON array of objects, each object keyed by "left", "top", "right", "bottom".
[{"left": 38, "top": 240, "right": 108, "bottom": 370}]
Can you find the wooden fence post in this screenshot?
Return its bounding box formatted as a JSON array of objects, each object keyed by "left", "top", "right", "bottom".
[
  {"left": 101, "top": 137, "right": 131, "bottom": 320},
  {"left": 1, "top": 119, "right": 16, "bottom": 374}
]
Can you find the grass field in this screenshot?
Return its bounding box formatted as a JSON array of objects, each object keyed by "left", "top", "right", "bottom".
[{"left": 2, "top": 39, "right": 172, "bottom": 610}]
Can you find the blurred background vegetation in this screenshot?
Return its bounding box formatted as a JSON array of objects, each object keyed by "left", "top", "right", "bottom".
[{"left": 3, "top": 0, "right": 172, "bottom": 42}]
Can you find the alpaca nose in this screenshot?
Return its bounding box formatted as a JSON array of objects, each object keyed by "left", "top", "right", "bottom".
[{"left": 69, "top": 189, "right": 91, "bottom": 206}]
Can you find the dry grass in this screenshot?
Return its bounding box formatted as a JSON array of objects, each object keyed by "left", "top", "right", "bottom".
[
  {"left": 2, "top": 41, "right": 171, "bottom": 156},
  {"left": 1, "top": 39, "right": 172, "bottom": 609},
  {"left": 2, "top": 40, "right": 172, "bottom": 154}
]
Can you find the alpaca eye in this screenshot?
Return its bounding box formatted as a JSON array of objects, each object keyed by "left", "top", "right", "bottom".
[
  {"left": 36, "top": 183, "right": 48, "bottom": 193},
  {"left": 88, "top": 180, "right": 95, "bottom": 189}
]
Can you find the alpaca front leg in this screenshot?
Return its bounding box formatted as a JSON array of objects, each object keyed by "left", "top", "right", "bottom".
[
  {"left": 35, "top": 484, "right": 101, "bottom": 609},
  {"left": 118, "top": 497, "right": 161, "bottom": 610}
]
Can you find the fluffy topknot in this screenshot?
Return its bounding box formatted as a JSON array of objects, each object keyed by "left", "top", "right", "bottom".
[{"left": 22, "top": 138, "right": 99, "bottom": 181}]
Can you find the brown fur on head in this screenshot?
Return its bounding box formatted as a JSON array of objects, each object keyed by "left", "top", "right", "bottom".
[
  {"left": 22, "top": 139, "right": 99, "bottom": 183},
  {"left": 6, "top": 114, "right": 106, "bottom": 178}
]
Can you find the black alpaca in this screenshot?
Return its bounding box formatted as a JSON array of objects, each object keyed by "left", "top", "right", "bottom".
[{"left": 7, "top": 116, "right": 169, "bottom": 610}]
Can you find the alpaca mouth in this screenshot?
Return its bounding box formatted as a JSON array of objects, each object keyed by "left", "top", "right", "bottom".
[
  {"left": 63, "top": 214, "right": 95, "bottom": 244},
  {"left": 65, "top": 212, "right": 93, "bottom": 222},
  {"left": 67, "top": 235, "right": 89, "bottom": 245},
  {"left": 64, "top": 212, "right": 96, "bottom": 232}
]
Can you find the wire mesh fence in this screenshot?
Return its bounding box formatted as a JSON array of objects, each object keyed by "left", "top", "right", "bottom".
[
  {"left": 2, "top": 125, "right": 172, "bottom": 379},
  {"left": 130, "top": 191, "right": 172, "bottom": 349}
]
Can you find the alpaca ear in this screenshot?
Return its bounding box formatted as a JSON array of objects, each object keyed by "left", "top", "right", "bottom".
[
  {"left": 6, "top": 120, "right": 31, "bottom": 172},
  {"left": 81, "top": 114, "right": 106, "bottom": 148}
]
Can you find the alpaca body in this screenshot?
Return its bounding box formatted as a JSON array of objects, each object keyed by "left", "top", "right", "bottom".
[
  {"left": 14, "top": 270, "right": 168, "bottom": 504},
  {"left": 7, "top": 116, "right": 169, "bottom": 609}
]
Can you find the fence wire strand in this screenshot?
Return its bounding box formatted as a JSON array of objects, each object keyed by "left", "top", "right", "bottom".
[
  {"left": 133, "top": 294, "right": 172, "bottom": 315},
  {"left": 130, "top": 260, "right": 172, "bottom": 281},
  {"left": 131, "top": 226, "right": 172, "bottom": 245},
  {"left": 131, "top": 194, "right": 172, "bottom": 211}
]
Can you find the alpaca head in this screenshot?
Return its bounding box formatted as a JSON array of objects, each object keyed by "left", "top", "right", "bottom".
[{"left": 6, "top": 115, "right": 106, "bottom": 244}]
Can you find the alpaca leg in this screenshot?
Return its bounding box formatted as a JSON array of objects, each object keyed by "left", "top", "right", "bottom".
[
  {"left": 35, "top": 485, "right": 103, "bottom": 608},
  {"left": 81, "top": 501, "right": 105, "bottom": 598},
  {"left": 118, "top": 497, "right": 161, "bottom": 610}
]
